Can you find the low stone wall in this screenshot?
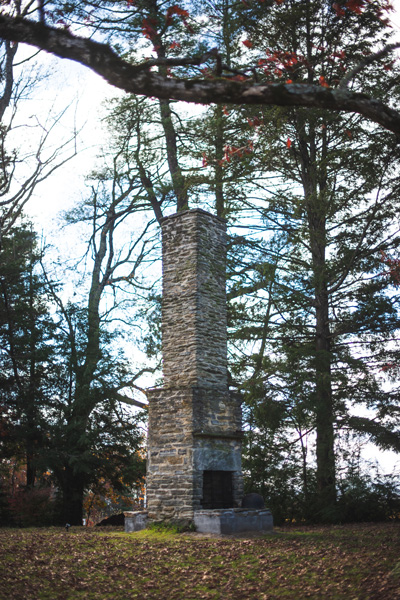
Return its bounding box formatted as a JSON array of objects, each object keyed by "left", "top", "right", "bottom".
[
  {"left": 194, "top": 509, "right": 273, "bottom": 535},
  {"left": 124, "top": 508, "right": 273, "bottom": 535}
]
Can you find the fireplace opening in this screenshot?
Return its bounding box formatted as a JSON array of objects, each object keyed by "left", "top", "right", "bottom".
[{"left": 201, "top": 470, "right": 234, "bottom": 509}]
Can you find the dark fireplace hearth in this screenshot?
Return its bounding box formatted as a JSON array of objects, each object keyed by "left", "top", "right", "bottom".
[{"left": 201, "top": 471, "right": 234, "bottom": 509}]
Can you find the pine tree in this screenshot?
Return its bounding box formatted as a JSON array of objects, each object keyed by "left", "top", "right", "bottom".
[
  {"left": 223, "top": 0, "right": 400, "bottom": 518},
  {"left": 0, "top": 224, "right": 57, "bottom": 489}
]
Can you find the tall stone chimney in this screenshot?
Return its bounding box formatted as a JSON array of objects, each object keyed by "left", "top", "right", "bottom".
[{"left": 146, "top": 209, "right": 243, "bottom": 521}]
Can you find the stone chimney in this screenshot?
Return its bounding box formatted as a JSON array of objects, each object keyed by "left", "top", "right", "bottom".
[
  {"left": 146, "top": 209, "right": 243, "bottom": 522},
  {"left": 161, "top": 209, "right": 228, "bottom": 390}
]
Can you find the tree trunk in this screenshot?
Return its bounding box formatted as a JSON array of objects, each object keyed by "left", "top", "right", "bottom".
[
  {"left": 26, "top": 247, "right": 37, "bottom": 489},
  {"left": 153, "top": 9, "right": 189, "bottom": 213},
  {"left": 159, "top": 98, "right": 189, "bottom": 212},
  {"left": 62, "top": 467, "right": 85, "bottom": 525},
  {"left": 314, "top": 286, "right": 336, "bottom": 513},
  {"left": 297, "top": 106, "right": 336, "bottom": 515}
]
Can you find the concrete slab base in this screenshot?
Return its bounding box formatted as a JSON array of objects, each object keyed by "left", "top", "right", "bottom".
[
  {"left": 124, "top": 511, "right": 148, "bottom": 533},
  {"left": 194, "top": 508, "right": 273, "bottom": 535}
]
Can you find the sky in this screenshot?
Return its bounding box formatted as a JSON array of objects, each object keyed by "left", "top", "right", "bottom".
[
  {"left": 19, "top": 57, "right": 120, "bottom": 228},
  {"left": 8, "top": 3, "right": 400, "bottom": 477}
]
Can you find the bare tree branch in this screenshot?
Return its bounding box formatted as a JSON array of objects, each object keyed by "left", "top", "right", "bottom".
[
  {"left": 109, "top": 389, "right": 148, "bottom": 410},
  {"left": 339, "top": 41, "right": 400, "bottom": 89}
]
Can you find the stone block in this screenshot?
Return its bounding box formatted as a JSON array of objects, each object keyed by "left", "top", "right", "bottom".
[
  {"left": 193, "top": 509, "right": 273, "bottom": 535},
  {"left": 124, "top": 511, "right": 148, "bottom": 533}
]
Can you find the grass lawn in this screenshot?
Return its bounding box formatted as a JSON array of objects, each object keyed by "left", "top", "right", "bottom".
[{"left": 0, "top": 522, "right": 399, "bottom": 599}]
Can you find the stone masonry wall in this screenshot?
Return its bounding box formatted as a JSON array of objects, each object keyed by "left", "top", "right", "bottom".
[
  {"left": 146, "top": 386, "right": 196, "bottom": 520},
  {"left": 146, "top": 209, "right": 243, "bottom": 521},
  {"left": 161, "top": 209, "right": 227, "bottom": 389}
]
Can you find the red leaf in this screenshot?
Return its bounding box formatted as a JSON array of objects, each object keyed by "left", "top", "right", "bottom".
[
  {"left": 142, "top": 18, "right": 158, "bottom": 41},
  {"left": 333, "top": 2, "right": 345, "bottom": 16},
  {"left": 248, "top": 116, "right": 261, "bottom": 127},
  {"left": 380, "top": 250, "right": 400, "bottom": 287},
  {"left": 319, "top": 75, "right": 329, "bottom": 88},
  {"left": 165, "top": 4, "right": 190, "bottom": 27},
  {"left": 345, "top": 0, "right": 364, "bottom": 14},
  {"left": 166, "top": 4, "right": 189, "bottom": 19},
  {"left": 381, "top": 363, "right": 395, "bottom": 372}
]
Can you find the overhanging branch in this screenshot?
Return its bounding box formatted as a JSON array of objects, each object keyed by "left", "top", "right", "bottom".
[{"left": 1, "top": 16, "right": 400, "bottom": 135}]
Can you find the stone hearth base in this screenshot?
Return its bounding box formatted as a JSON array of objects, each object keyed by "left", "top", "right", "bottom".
[
  {"left": 124, "top": 511, "right": 148, "bottom": 532},
  {"left": 194, "top": 509, "right": 273, "bottom": 535},
  {"left": 124, "top": 508, "right": 273, "bottom": 535}
]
